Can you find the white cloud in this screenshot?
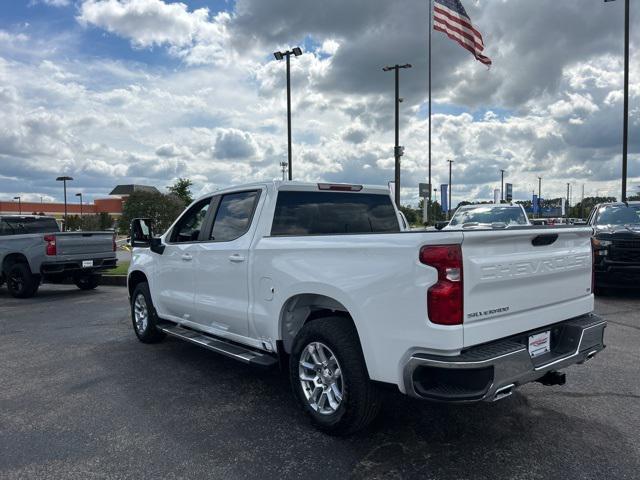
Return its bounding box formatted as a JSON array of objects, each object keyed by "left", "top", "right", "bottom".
[
  {"left": 0, "top": 30, "right": 29, "bottom": 44},
  {"left": 77, "top": 0, "right": 232, "bottom": 65},
  {"left": 548, "top": 93, "right": 599, "bottom": 119},
  {"left": 214, "top": 128, "right": 258, "bottom": 159},
  {"left": 319, "top": 39, "right": 340, "bottom": 56},
  {"left": 30, "top": 0, "right": 71, "bottom": 7}
]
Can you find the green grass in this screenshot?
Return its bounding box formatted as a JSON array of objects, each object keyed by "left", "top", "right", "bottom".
[{"left": 104, "top": 261, "right": 129, "bottom": 276}]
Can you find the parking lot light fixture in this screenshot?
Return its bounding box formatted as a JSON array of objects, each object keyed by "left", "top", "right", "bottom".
[
  {"left": 383, "top": 63, "right": 413, "bottom": 207},
  {"left": 56, "top": 176, "right": 73, "bottom": 230},
  {"left": 448, "top": 159, "right": 454, "bottom": 220},
  {"left": 13, "top": 196, "right": 21, "bottom": 214},
  {"left": 75, "top": 192, "right": 83, "bottom": 230},
  {"left": 605, "top": 0, "right": 630, "bottom": 201},
  {"left": 273, "top": 47, "right": 303, "bottom": 181},
  {"left": 538, "top": 176, "right": 542, "bottom": 218}
]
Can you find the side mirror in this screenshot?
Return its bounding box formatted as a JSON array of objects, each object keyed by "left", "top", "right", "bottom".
[
  {"left": 150, "top": 237, "right": 165, "bottom": 255},
  {"left": 435, "top": 221, "right": 449, "bottom": 230},
  {"left": 130, "top": 218, "right": 153, "bottom": 248}
]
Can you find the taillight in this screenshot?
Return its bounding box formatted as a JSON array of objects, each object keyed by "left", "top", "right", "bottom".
[
  {"left": 420, "top": 245, "right": 463, "bottom": 325},
  {"left": 44, "top": 234, "right": 57, "bottom": 256}
]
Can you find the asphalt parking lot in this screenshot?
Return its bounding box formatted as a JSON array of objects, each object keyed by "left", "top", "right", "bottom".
[{"left": 1, "top": 285, "right": 639, "bottom": 480}]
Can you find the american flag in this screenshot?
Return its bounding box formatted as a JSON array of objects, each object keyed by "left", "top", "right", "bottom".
[{"left": 433, "top": 0, "right": 491, "bottom": 66}]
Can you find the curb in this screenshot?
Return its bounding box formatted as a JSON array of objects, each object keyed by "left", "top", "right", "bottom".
[{"left": 101, "top": 275, "right": 127, "bottom": 287}]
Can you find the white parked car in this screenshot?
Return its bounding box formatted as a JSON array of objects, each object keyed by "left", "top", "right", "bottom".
[
  {"left": 443, "top": 203, "right": 531, "bottom": 230},
  {"left": 127, "top": 181, "right": 605, "bottom": 434}
]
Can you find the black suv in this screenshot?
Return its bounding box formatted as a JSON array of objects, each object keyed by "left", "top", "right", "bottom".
[{"left": 588, "top": 202, "right": 640, "bottom": 291}]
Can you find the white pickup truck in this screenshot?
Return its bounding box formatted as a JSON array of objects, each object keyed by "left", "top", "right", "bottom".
[{"left": 127, "top": 181, "right": 606, "bottom": 434}]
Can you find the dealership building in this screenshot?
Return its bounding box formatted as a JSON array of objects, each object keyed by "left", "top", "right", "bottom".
[{"left": 0, "top": 185, "right": 159, "bottom": 219}]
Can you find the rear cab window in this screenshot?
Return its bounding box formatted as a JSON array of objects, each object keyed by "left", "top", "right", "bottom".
[
  {"left": 271, "top": 191, "right": 400, "bottom": 236},
  {"left": 0, "top": 217, "right": 60, "bottom": 235}
]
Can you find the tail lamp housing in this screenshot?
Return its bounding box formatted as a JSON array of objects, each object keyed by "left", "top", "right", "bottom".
[
  {"left": 44, "top": 234, "right": 57, "bottom": 256},
  {"left": 420, "top": 245, "right": 463, "bottom": 325}
]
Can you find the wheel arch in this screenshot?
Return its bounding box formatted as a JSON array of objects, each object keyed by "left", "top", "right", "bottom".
[
  {"left": 2, "top": 253, "right": 31, "bottom": 274},
  {"left": 127, "top": 270, "right": 149, "bottom": 297},
  {"left": 279, "top": 293, "right": 359, "bottom": 355}
]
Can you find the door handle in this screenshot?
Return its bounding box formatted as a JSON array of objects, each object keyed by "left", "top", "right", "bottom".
[
  {"left": 229, "top": 254, "right": 245, "bottom": 263},
  {"left": 181, "top": 253, "right": 193, "bottom": 261}
]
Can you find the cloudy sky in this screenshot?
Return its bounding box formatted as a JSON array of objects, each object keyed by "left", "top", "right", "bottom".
[{"left": 0, "top": 0, "right": 638, "bottom": 207}]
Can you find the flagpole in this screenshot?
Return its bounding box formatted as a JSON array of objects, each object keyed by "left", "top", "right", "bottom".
[{"left": 428, "top": 0, "right": 433, "bottom": 224}]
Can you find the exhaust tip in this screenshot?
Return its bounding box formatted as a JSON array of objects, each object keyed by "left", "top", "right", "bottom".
[{"left": 493, "top": 384, "right": 515, "bottom": 401}]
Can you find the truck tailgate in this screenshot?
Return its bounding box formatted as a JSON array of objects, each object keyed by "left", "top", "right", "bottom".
[
  {"left": 55, "top": 232, "right": 114, "bottom": 256},
  {"left": 462, "top": 227, "right": 593, "bottom": 347}
]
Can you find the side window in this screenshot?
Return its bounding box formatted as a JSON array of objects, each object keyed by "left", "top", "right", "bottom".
[
  {"left": 210, "top": 191, "right": 259, "bottom": 242},
  {"left": 170, "top": 198, "right": 211, "bottom": 243},
  {"left": 0, "top": 220, "right": 13, "bottom": 236},
  {"left": 2, "top": 219, "right": 27, "bottom": 235}
]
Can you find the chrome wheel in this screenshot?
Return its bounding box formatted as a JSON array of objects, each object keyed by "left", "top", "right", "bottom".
[
  {"left": 299, "top": 342, "right": 344, "bottom": 415},
  {"left": 133, "top": 293, "right": 149, "bottom": 334}
]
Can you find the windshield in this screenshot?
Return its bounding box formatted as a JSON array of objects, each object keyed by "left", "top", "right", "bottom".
[
  {"left": 595, "top": 204, "right": 640, "bottom": 226},
  {"left": 449, "top": 206, "right": 528, "bottom": 226}
]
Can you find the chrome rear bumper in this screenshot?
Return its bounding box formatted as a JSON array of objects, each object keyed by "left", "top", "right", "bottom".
[{"left": 403, "top": 314, "right": 606, "bottom": 402}]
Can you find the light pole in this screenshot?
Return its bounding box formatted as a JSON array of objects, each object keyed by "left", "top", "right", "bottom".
[
  {"left": 13, "top": 196, "right": 21, "bottom": 214},
  {"left": 448, "top": 159, "right": 454, "bottom": 220},
  {"left": 75, "top": 192, "right": 83, "bottom": 230},
  {"left": 383, "top": 63, "right": 412, "bottom": 208},
  {"left": 500, "top": 169, "right": 506, "bottom": 203},
  {"left": 566, "top": 183, "right": 571, "bottom": 220},
  {"left": 56, "top": 176, "right": 73, "bottom": 231},
  {"left": 605, "top": 0, "right": 630, "bottom": 201},
  {"left": 279, "top": 162, "right": 288, "bottom": 181},
  {"left": 273, "top": 47, "right": 302, "bottom": 181},
  {"left": 538, "top": 176, "right": 542, "bottom": 219},
  {"left": 433, "top": 187, "right": 438, "bottom": 222}
]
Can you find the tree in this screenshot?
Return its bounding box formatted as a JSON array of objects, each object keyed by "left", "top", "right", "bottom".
[
  {"left": 168, "top": 178, "right": 194, "bottom": 206},
  {"left": 399, "top": 205, "right": 419, "bottom": 225},
  {"left": 65, "top": 215, "right": 81, "bottom": 231},
  {"left": 118, "top": 190, "right": 184, "bottom": 235},
  {"left": 571, "top": 196, "right": 617, "bottom": 219},
  {"left": 97, "top": 212, "right": 114, "bottom": 230},
  {"left": 62, "top": 214, "right": 114, "bottom": 231}
]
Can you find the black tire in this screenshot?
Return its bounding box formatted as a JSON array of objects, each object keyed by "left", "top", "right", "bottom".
[
  {"left": 289, "top": 316, "right": 381, "bottom": 435},
  {"left": 130, "top": 282, "right": 165, "bottom": 343},
  {"left": 6, "top": 263, "right": 40, "bottom": 298},
  {"left": 74, "top": 274, "right": 101, "bottom": 290}
]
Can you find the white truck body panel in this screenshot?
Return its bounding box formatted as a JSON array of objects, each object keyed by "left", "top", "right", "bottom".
[
  {"left": 461, "top": 228, "right": 593, "bottom": 347},
  {"left": 129, "top": 181, "right": 596, "bottom": 392}
]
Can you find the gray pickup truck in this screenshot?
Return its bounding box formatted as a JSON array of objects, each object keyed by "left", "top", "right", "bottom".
[{"left": 0, "top": 215, "right": 117, "bottom": 298}]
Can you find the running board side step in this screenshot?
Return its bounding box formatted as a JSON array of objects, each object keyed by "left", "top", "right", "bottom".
[{"left": 160, "top": 325, "right": 278, "bottom": 368}]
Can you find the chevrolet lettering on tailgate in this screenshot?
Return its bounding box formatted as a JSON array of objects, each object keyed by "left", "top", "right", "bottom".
[{"left": 480, "top": 254, "right": 591, "bottom": 281}]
